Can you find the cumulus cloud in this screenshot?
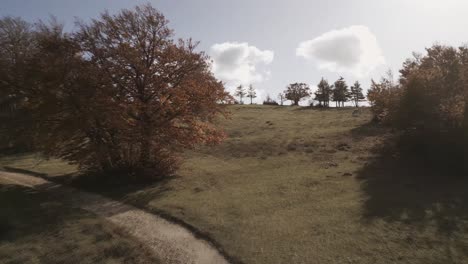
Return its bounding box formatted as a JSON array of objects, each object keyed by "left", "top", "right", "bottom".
[
  {"left": 209, "top": 42, "right": 274, "bottom": 86},
  {"left": 296, "top": 25, "right": 385, "bottom": 77}
]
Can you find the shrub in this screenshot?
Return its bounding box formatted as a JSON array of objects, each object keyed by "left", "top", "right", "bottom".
[
  {"left": 263, "top": 100, "right": 279, "bottom": 106},
  {"left": 263, "top": 95, "right": 279, "bottom": 105},
  {"left": 367, "top": 72, "right": 402, "bottom": 124},
  {"left": 369, "top": 45, "right": 468, "bottom": 168}
]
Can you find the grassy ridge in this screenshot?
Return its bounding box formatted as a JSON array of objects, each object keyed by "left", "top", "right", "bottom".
[{"left": 2, "top": 105, "right": 468, "bottom": 263}]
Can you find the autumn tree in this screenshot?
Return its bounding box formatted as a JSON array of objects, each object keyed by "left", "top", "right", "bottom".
[
  {"left": 367, "top": 71, "right": 401, "bottom": 123},
  {"left": 74, "top": 5, "right": 229, "bottom": 175},
  {"left": 0, "top": 5, "right": 230, "bottom": 178},
  {"left": 369, "top": 46, "right": 468, "bottom": 131},
  {"left": 315, "top": 78, "right": 332, "bottom": 107},
  {"left": 349, "top": 81, "right": 365, "bottom": 107},
  {"left": 235, "top": 85, "right": 246, "bottom": 104},
  {"left": 332, "top": 77, "right": 349, "bottom": 107},
  {"left": 369, "top": 45, "right": 468, "bottom": 171},
  {"left": 0, "top": 17, "right": 36, "bottom": 149},
  {"left": 396, "top": 46, "right": 465, "bottom": 131},
  {"left": 284, "top": 82, "right": 310, "bottom": 106},
  {"left": 247, "top": 84, "right": 256, "bottom": 104}
]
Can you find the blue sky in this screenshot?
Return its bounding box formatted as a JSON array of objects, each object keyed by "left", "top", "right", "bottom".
[{"left": 2, "top": 0, "right": 468, "bottom": 104}]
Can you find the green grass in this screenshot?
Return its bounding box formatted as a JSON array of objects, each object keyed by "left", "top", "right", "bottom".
[
  {"left": 2, "top": 105, "right": 468, "bottom": 263},
  {"left": 0, "top": 178, "right": 160, "bottom": 264}
]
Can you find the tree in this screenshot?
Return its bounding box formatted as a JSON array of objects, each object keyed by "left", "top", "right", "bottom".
[
  {"left": 350, "top": 81, "right": 365, "bottom": 107},
  {"left": 1, "top": 5, "right": 230, "bottom": 178},
  {"left": 284, "top": 83, "right": 310, "bottom": 106},
  {"left": 315, "top": 78, "right": 332, "bottom": 107},
  {"left": 246, "top": 84, "right": 256, "bottom": 104},
  {"left": 278, "top": 92, "right": 285, "bottom": 106},
  {"left": 332, "top": 77, "right": 349, "bottom": 107},
  {"left": 0, "top": 17, "right": 36, "bottom": 149},
  {"left": 460, "top": 46, "right": 468, "bottom": 170},
  {"left": 367, "top": 72, "right": 401, "bottom": 123},
  {"left": 235, "top": 85, "right": 246, "bottom": 104}
]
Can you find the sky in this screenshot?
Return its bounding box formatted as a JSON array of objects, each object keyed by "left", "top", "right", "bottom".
[{"left": 2, "top": 0, "right": 468, "bottom": 104}]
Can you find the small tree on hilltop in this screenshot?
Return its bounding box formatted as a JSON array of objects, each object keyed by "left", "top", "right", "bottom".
[
  {"left": 350, "top": 81, "right": 365, "bottom": 107},
  {"left": 235, "top": 85, "right": 246, "bottom": 104},
  {"left": 284, "top": 83, "right": 310, "bottom": 106},
  {"left": 278, "top": 92, "right": 285, "bottom": 106},
  {"left": 315, "top": 78, "right": 332, "bottom": 107},
  {"left": 247, "top": 84, "right": 257, "bottom": 104},
  {"left": 332, "top": 77, "right": 349, "bottom": 107}
]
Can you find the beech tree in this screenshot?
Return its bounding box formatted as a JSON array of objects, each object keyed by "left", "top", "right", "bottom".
[
  {"left": 350, "top": 81, "right": 365, "bottom": 107},
  {"left": 235, "top": 85, "right": 246, "bottom": 104},
  {"left": 247, "top": 84, "right": 256, "bottom": 104},
  {"left": 284, "top": 83, "right": 310, "bottom": 105}
]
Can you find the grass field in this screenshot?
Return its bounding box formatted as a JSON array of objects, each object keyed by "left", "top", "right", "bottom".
[{"left": 2, "top": 105, "right": 468, "bottom": 264}]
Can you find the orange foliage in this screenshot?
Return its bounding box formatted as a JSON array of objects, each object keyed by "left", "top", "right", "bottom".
[{"left": 0, "top": 5, "right": 231, "bottom": 178}]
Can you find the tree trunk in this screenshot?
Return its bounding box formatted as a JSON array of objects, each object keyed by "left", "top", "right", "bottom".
[
  {"left": 139, "top": 111, "right": 152, "bottom": 168},
  {"left": 463, "top": 96, "right": 468, "bottom": 173}
]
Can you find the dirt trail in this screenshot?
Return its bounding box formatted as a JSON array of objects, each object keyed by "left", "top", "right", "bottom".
[{"left": 0, "top": 171, "right": 229, "bottom": 264}]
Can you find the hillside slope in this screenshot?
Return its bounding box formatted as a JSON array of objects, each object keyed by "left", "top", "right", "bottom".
[{"left": 3, "top": 105, "right": 468, "bottom": 264}]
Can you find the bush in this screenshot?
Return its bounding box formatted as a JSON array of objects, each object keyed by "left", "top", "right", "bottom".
[
  {"left": 263, "top": 100, "right": 279, "bottom": 106},
  {"left": 369, "top": 45, "right": 468, "bottom": 169},
  {"left": 367, "top": 74, "right": 402, "bottom": 124},
  {"left": 369, "top": 45, "right": 467, "bottom": 133},
  {"left": 263, "top": 95, "right": 279, "bottom": 105}
]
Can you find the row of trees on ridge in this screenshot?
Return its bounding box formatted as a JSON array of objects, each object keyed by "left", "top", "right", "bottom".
[{"left": 233, "top": 77, "right": 366, "bottom": 107}]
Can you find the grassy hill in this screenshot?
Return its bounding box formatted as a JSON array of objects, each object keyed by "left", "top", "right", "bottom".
[{"left": 2, "top": 105, "right": 468, "bottom": 264}]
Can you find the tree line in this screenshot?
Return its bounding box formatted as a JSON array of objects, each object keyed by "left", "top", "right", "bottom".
[
  {"left": 232, "top": 77, "right": 365, "bottom": 107},
  {"left": 0, "top": 5, "right": 230, "bottom": 179}
]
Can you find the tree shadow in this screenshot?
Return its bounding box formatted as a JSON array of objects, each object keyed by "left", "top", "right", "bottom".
[
  {"left": 3, "top": 166, "right": 174, "bottom": 209},
  {"left": 0, "top": 181, "right": 161, "bottom": 263},
  {"left": 0, "top": 183, "right": 83, "bottom": 241},
  {"left": 350, "top": 121, "right": 389, "bottom": 140},
  {"left": 355, "top": 125, "right": 468, "bottom": 237}
]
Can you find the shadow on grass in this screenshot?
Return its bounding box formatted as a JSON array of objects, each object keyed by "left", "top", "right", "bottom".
[
  {"left": 350, "top": 121, "right": 390, "bottom": 140},
  {"left": 0, "top": 183, "right": 70, "bottom": 241},
  {"left": 2, "top": 165, "right": 174, "bottom": 217},
  {"left": 355, "top": 125, "right": 468, "bottom": 236},
  {"left": 1, "top": 168, "right": 244, "bottom": 264},
  {"left": 0, "top": 182, "right": 161, "bottom": 264}
]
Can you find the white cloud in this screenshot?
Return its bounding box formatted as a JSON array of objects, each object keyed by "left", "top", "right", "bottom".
[
  {"left": 296, "top": 25, "right": 385, "bottom": 77},
  {"left": 209, "top": 42, "right": 274, "bottom": 86}
]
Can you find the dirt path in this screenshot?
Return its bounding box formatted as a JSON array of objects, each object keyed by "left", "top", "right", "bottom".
[{"left": 0, "top": 171, "right": 229, "bottom": 264}]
